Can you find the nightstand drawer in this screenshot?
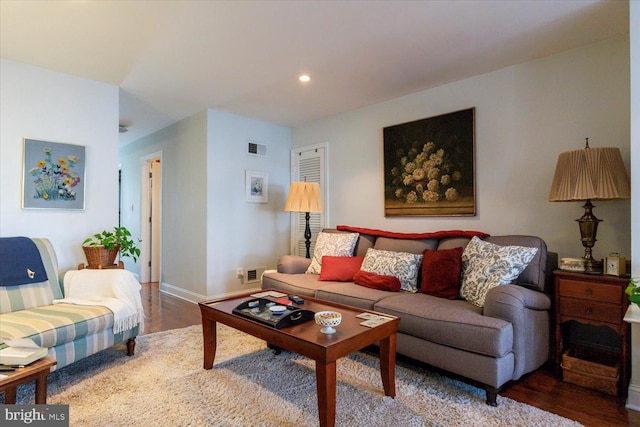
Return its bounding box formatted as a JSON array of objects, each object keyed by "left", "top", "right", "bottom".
[
  {"left": 557, "top": 279, "right": 622, "bottom": 304},
  {"left": 558, "top": 297, "right": 622, "bottom": 324}
]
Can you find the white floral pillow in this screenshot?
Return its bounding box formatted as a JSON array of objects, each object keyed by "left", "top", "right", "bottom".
[
  {"left": 306, "top": 232, "right": 359, "bottom": 275},
  {"left": 360, "top": 248, "right": 423, "bottom": 293},
  {"left": 460, "top": 236, "right": 538, "bottom": 307}
]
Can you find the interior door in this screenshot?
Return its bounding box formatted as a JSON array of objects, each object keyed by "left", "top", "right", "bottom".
[{"left": 150, "top": 159, "right": 161, "bottom": 282}]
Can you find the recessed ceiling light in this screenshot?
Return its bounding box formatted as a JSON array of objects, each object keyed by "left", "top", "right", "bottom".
[{"left": 299, "top": 74, "right": 311, "bottom": 83}]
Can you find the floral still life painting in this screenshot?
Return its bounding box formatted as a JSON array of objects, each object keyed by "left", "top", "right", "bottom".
[
  {"left": 22, "top": 138, "right": 86, "bottom": 210},
  {"left": 383, "top": 108, "right": 475, "bottom": 216}
]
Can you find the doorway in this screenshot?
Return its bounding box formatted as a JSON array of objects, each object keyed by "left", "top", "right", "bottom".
[{"left": 140, "top": 153, "right": 162, "bottom": 283}]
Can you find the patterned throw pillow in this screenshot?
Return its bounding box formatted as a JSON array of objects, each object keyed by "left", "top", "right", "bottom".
[
  {"left": 306, "top": 232, "right": 359, "bottom": 275},
  {"left": 360, "top": 248, "right": 423, "bottom": 293},
  {"left": 460, "top": 236, "right": 538, "bottom": 307}
]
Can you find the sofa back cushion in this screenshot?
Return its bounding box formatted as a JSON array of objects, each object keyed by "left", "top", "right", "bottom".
[
  {"left": 436, "top": 237, "right": 471, "bottom": 250},
  {"left": 0, "top": 238, "right": 62, "bottom": 313},
  {"left": 373, "top": 237, "right": 438, "bottom": 255}
]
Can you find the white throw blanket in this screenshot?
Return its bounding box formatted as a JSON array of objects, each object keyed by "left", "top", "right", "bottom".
[{"left": 53, "top": 269, "right": 145, "bottom": 334}]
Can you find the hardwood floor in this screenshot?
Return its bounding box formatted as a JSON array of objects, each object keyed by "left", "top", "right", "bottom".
[
  {"left": 140, "top": 281, "right": 201, "bottom": 334},
  {"left": 141, "top": 282, "right": 638, "bottom": 426}
]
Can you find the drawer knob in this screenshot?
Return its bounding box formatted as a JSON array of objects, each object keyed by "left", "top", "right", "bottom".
[
  {"left": 585, "top": 288, "right": 593, "bottom": 296},
  {"left": 585, "top": 308, "right": 593, "bottom": 315}
]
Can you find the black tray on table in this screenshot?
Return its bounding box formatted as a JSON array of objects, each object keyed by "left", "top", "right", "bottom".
[{"left": 232, "top": 298, "right": 315, "bottom": 329}]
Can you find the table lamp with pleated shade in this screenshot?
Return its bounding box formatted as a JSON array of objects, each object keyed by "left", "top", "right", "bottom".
[{"left": 549, "top": 138, "right": 630, "bottom": 271}]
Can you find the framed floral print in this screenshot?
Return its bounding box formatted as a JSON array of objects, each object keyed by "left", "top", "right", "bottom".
[
  {"left": 22, "top": 138, "right": 86, "bottom": 210},
  {"left": 383, "top": 108, "right": 475, "bottom": 216},
  {"left": 245, "top": 170, "right": 268, "bottom": 203}
]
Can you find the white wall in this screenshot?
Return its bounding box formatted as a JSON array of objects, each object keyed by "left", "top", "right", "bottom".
[
  {"left": 626, "top": 0, "right": 639, "bottom": 409},
  {"left": 119, "top": 111, "right": 208, "bottom": 297},
  {"left": 631, "top": 0, "right": 639, "bottom": 286},
  {"left": 0, "top": 59, "right": 119, "bottom": 270},
  {"left": 120, "top": 109, "right": 291, "bottom": 301},
  {"left": 292, "top": 37, "right": 631, "bottom": 262},
  {"left": 206, "top": 110, "right": 291, "bottom": 298}
]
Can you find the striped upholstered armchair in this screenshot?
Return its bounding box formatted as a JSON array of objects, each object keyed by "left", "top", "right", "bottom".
[{"left": 0, "top": 237, "right": 140, "bottom": 370}]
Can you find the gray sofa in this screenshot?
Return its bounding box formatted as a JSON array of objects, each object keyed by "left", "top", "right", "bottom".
[{"left": 262, "top": 228, "right": 557, "bottom": 405}]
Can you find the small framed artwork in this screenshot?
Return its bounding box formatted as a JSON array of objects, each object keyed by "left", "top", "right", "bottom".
[
  {"left": 245, "top": 170, "right": 268, "bottom": 203},
  {"left": 383, "top": 108, "right": 476, "bottom": 216},
  {"left": 22, "top": 138, "right": 86, "bottom": 210}
]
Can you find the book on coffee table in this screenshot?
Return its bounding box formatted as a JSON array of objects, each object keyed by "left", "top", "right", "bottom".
[{"left": 0, "top": 336, "right": 48, "bottom": 366}]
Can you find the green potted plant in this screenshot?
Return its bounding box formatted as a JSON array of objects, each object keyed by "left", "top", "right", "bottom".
[
  {"left": 625, "top": 277, "right": 640, "bottom": 307},
  {"left": 82, "top": 227, "right": 141, "bottom": 268}
]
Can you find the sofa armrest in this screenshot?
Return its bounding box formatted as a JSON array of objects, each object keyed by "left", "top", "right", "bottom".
[
  {"left": 483, "top": 284, "right": 551, "bottom": 380},
  {"left": 484, "top": 284, "right": 551, "bottom": 313},
  {"left": 277, "top": 255, "right": 311, "bottom": 274}
]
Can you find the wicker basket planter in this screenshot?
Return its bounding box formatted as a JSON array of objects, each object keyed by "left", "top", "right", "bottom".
[{"left": 82, "top": 245, "right": 120, "bottom": 269}]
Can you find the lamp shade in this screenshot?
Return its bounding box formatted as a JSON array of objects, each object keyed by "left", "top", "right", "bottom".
[
  {"left": 284, "top": 182, "right": 323, "bottom": 213},
  {"left": 549, "top": 146, "right": 630, "bottom": 202}
]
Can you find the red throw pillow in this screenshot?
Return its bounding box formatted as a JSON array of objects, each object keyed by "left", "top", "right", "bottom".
[
  {"left": 319, "top": 256, "right": 365, "bottom": 281},
  {"left": 419, "top": 247, "right": 464, "bottom": 299},
  {"left": 353, "top": 270, "right": 401, "bottom": 292}
]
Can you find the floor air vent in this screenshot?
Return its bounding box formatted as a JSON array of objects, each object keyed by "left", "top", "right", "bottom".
[{"left": 245, "top": 266, "right": 266, "bottom": 284}]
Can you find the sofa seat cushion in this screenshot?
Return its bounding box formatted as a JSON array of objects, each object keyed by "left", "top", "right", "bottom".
[
  {"left": 315, "top": 282, "right": 399, "bottom": 310},
  {"left": 373, "top": 293, "right": 513, "bottom": 358},
  {"left": 262, "top": 272, "right": 326, "bottom": 297},
  {"left": 0, "top": 303, "right": 113, "bottom": 349}
]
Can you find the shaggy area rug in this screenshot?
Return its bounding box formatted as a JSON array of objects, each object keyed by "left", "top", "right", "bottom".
[{"left": 5, "top": 325, "right": 582, "bottom": 426}]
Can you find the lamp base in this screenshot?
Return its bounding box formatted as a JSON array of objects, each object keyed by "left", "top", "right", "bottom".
[
  {"left": 576, "top": 199, "right": 602, "bottom": 273},
  {"left": 304, "top": 212, "right": 311, "bottom": 259}
]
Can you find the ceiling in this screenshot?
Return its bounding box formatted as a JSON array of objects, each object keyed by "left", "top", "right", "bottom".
[{"left": 0, "top": 1, "right": 629, "bottom": 146}]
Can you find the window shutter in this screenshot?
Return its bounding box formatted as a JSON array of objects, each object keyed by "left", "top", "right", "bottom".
[{"left": 291, "top": 145, "right": 326, "bottom": 257}]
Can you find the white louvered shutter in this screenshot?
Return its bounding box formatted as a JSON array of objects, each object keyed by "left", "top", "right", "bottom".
[{"left": 291, "top": 145, "right": 327, "bottom": 257}]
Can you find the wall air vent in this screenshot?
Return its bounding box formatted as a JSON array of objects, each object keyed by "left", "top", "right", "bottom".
[
  {"left": 248, "top": 141, "right": 267, "bottom": 157},
  {"left": 245, "top": 266, "right": 266, "bottom": 284}
]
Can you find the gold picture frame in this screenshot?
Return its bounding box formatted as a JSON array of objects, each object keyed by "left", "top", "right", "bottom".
[{"left": 383, "top": 108, "right": 475, "bottom": 216}]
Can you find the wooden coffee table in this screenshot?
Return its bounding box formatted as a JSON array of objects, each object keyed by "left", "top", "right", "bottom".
[
  {"left": 0, "top": 357, "right": 57, "bottom": 404},
  {"left": 199, "top": 291, "right": 399, "bottom": 427}
]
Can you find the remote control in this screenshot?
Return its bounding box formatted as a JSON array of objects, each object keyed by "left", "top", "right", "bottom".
[{"left": 288, "top": 295, "right": 304, "bottom": 304}]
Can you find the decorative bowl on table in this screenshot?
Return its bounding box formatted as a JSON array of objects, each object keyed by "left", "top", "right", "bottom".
[
  {"left": 315, "top": 311, "right": 342, "bottom": 334},
  {"left": 269, "top": 305, "right": 287, "bottom": 315}
]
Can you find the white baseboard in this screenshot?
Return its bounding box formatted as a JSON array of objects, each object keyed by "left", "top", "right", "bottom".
[
  {"left": 159, "top": 282, "right": 262, "bottom": 304},
  {"left": 626, "top": 384, "right": 640, "bottom": 412},
  {"left": 159, "top": 282, "right": 206, "bottom": 304}
]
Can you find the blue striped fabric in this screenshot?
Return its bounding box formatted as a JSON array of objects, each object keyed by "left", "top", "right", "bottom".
[
  {"left": 0, "top": 303, "right": 113, "bottom": 348},
  {"left": 47, "top": 326, "right": 138, "bottom": 370}
]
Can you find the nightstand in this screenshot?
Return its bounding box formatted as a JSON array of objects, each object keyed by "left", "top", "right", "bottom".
[{"left": 554, "top": 269, "right": 630, "bottom": 396}]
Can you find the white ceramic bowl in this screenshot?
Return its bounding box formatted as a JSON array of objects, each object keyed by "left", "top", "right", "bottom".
[
  {"left": 269, "top": 305, "right": 287, "bottom": 315},
  {"left": 315, "top": 311, "right": 342, "bottom": 334}
]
